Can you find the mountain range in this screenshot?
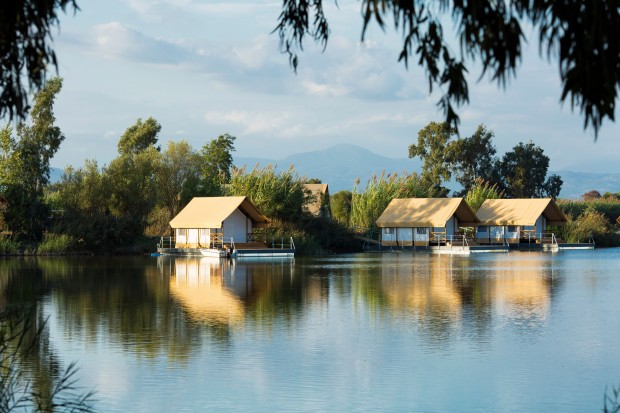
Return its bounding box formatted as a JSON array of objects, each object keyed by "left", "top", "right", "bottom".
[{"left": 48, "top": 143, "right": 619, "bottom": 199}]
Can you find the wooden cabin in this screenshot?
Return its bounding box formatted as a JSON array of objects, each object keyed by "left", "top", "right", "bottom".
[
  {"left": 169, "top": 196, "right": 269, "bottom": 248},
  {"left": 475, "top": 198, "right": 567, "bottom": 244},
  {"left": 303, "top": 183, "right": 330, "bottom": 218},
  {"left": 375, "top": 198, "right": 478, "bottom": 247}
]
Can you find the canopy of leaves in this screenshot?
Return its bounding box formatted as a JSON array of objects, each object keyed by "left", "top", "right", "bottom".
[
  {"left": 408, "top": 121, "right": 454, "bottom": 196},
  {"left": 499, "top": 141, "right": 562, "bottom": 198},
  {"left": 275, "top": 0, "right": 619, "bottom": 136},
  {"left": 447, "top": 124, "right": 498, "bottom": 194},
  {"left": 200, "top": 133, "right": 236, "bottom": 185},
  {"left": 118, "top": 117, "right": 161, "bottom": 155},
  {"left": 0, "top": 0, "right": 78, "bottom": 120},
  {"left": 331, "top": 190, "right": 352, "bottom": 225}
]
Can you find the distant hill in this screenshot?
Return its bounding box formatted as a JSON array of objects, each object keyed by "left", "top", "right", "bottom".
[
  {"left": 553, "top": 170, "right": 620, "bottom": 199},
  {"left": 235, "top": 143, "right": 422, "bottom": 192}
]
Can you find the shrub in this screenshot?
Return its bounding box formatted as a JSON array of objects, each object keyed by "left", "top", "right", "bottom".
[
  {"left": 0, "top": 236, "right": 19, "bottom": 255},
  {"left": 558, "top": 198, "right": 620, "bottom": 225},
  {"left": 558, "top": 208, "right": 610, "bottom": 244},
  {"left": 37, "top": 233, "right": 78, "bottom": 254}
]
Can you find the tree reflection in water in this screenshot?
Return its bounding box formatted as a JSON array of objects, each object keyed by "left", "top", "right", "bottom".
[{"left": 0, "top": 258, "right": 95, "bottom": 412}]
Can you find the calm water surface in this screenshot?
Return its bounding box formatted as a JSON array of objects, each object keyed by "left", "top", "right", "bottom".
[{"left": 1, "top": 250, "right": 619, "bottom": 412}]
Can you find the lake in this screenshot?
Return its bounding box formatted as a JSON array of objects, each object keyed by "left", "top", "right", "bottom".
[{"left": 1, "top": 250, "right": 619, "bottom": 412}]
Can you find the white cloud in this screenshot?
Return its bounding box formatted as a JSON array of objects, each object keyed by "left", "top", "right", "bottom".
[
  {"left": 90, "top": 22, "right": 190, "bottom": 64},
  {"left": 204, "top": 110, "right": 294, "bottom": 137}
]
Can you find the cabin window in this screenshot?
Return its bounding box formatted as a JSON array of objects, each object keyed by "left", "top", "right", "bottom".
[
  {"left": 478, "top": 226, "right": 488, "bottom": 233},
  {"left": 177, "top": 228, "right": 187, "bottom": 237},
  {"left": 384, "top": 228, "right": 395, "bottom": 235},
  {"left": 507, "top": 226, "right": 518, "bottom": 233},
  {"left": 416, "top": 228, "right": 427, "bottom": 235}
]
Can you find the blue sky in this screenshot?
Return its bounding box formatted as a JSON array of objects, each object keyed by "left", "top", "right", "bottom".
[{"left": 50, "top": 0, "right": 620, "bottom": 173}]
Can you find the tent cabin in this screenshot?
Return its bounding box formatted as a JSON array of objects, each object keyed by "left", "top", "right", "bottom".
[
  {"left": 475, "top": 198, "right": 567, "bottom": 244},
  {"left": 169, "top": 196, "right": 268, "bottom": 248},
  {"left": 303, "top": 183, "right": 330, "bottom": 218},
  {"left": 375, "top": 198, "right": 479, "bottom": 247}
]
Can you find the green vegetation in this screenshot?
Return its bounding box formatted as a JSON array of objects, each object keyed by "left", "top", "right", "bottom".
[
  {"left": 227, "top": 165, "right": 309, "bottom": 222},
  {"left": 228, "top": 165, "right": 359, "bottom": 254},
  {"left": 408, "top": 122, "right": 562, "bottom": 198},
  {"left": 37, "top": 233, "right": 79, "bottom": 254},
  {"left": 276, "top": 1, "right": 618, "bottom": 137},
  {"left": 557, "top": 196, "right": 620, "bottom": 246},
  {"left": 464, "top": 178, "right": 504, "bottom": 212},
  {"left": 350, "top": 172, "right": 436, "bottom": 230},
  {"left": 0, "top": 236, "right": 19, "bottom": 254},
  {"left": 331, "top": 190, "right": 352, "bottom": 225},
  {"left": 0, "top": 307, "right": 95, "bottom": 412},
  {"left": 0, "top": 77, "right": 65, "bottom": 242},
  {"left": 0, "top": 84, "right": 617, "bottom": 252}
]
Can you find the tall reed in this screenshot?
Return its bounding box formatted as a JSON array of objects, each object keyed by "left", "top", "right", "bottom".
[
  {"left": 465, "top": 178, "right": 504, "bottom": 212},
  {"left": 350, "top": 171, "right": 436, "bottom": 230}
]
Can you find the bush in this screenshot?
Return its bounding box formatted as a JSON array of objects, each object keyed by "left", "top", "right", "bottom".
[
  {"left": 37, "top": 233, "right": 79, "bottom": 254},
  {"left": 0, "top": 236, "right": 19, "bottom": 255},
  {"left": 558, "top": 199, "right": 620, "bottom": 225},
  {"left": 558, "top": 208, "right": 612, "bottom": 244}
]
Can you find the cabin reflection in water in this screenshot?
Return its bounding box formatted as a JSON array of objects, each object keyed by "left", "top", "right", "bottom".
[
  {"left": 380, "top": 255, "right": 552, "bottom": 328},
  {"left": 161, "top": 256, "right": 298, "bottom": 327},
  {"left": 169, "top": 257, "right": 244, "bottom": 326},
  {"left": 490, "top": 260, "right": 552, "bottom": 323},
  {"left": 381, "top": 255, "right": 463, "bottom": 324}
]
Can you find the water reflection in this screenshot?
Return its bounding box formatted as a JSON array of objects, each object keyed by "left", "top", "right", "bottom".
[
  {"left": 367, "top": 253, "right": 559, "bottom": 346},
  {"left": 4, "top": 252, "right": 613, "bottom": 412},
  {"left": 170, "top": 257, "right": 244, "bottom": 326},
  {"left": 160, "top": 254, "right": 559, "bottom": 347},
  {"left": 0, "top": 254, "right": 561, "bottom": 358}
]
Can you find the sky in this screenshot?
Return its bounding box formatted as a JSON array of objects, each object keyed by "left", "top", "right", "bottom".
[{"left": 48, "top": 0, "right": 620, "bottom": 173}]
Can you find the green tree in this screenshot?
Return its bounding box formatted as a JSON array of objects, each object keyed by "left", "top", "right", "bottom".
[
  {"left": 275, "top": 1, "right": 619, "bottom": 136},
  {"left": 107, "top": 147, "right": 160, "bottom": 236},
  {"left": 200, "top": 133, "right": 236, "bottom": 191},
  {"left": 156, "top": 140, "right": 202, "bottom": 223},
  {"left": 118, "top": 117, "right": 162, "bottom": 155},
  {"left": 499, "top": 141, "right": 562, "bottom": 198},
  {"left": 0, "top": 77, "right": 64, "bottom": 240},
  {"left": 447, "top": 124, "right": 499, "bottom": 195},
  {"left": 331, "top": 190, "right": 352, "bottom": 225},
  {"left": 544, "top": 174, "right": 563, "bottom": 200},
  {"left": 408, "top": 122, "right": 454, "bottom": 196},
  {"left": 0, "top": 1, "right": 78, "bottom": 120},
  {"left": 106, "top": 118, "right": 162, "bottom": 236}
]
